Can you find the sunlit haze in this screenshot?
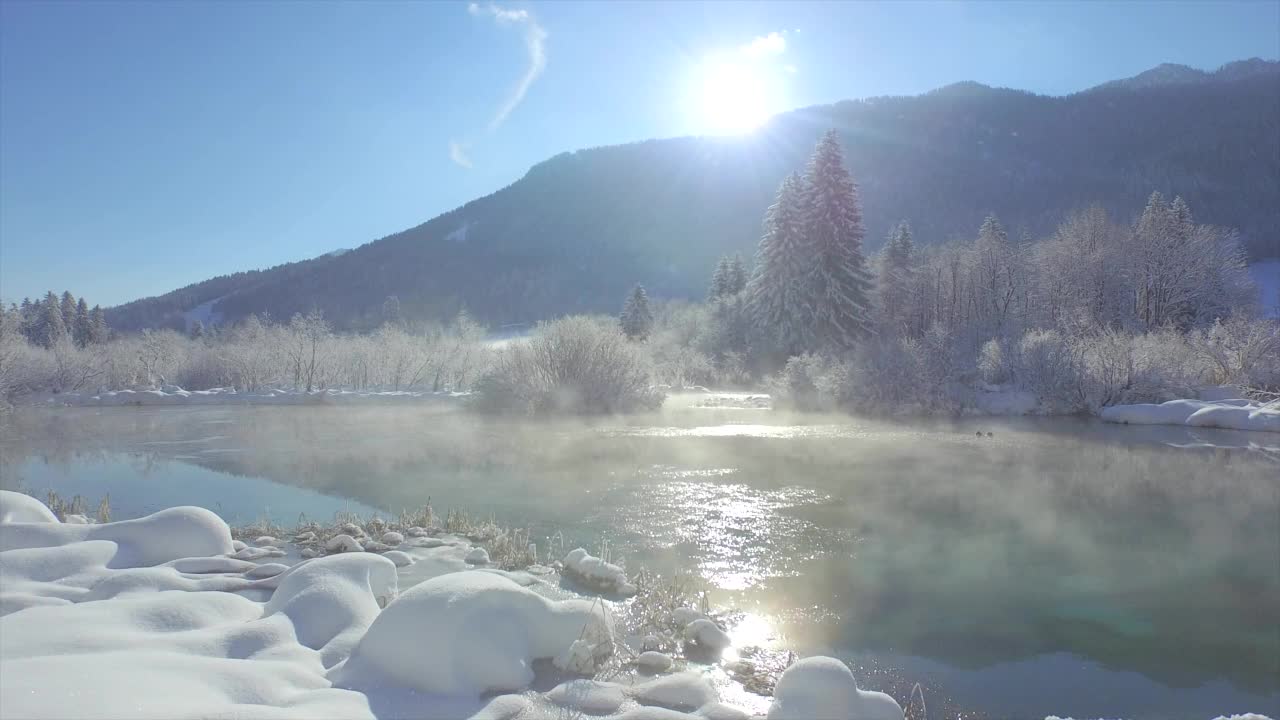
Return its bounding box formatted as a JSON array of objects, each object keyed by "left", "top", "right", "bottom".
[{"left": 1, "top": 0, "right": 1276, "bottom": 305}]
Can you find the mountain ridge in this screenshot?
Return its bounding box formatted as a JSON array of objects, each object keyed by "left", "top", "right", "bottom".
[{"left": 106, "top": 59, "right": 1280, "bottom": 333}]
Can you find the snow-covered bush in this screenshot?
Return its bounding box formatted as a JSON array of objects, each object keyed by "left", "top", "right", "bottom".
[
  {"left": 977, "top": 338, "right": 1009, "bottom": 385},
  {"left": 561, "top": 547, "right": 637, "bottom": 596},
  {"left": 473, "top": 315, "right": 663, "bottom": 415},
  {"left": 1192, "top": 316, "right": 1280, "bottom": 390},
  {"left": 1016, "top": 329, "right": 1086, "bottom": 412}
]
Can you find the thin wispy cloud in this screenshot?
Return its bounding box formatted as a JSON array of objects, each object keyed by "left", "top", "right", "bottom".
[
  {"left": 449, "top": 140, "right": 473, "bottom": 169},
  {"left": 471, "top": 2, "right": 548, "bottom": 128},
  {"left": 452, "top": 4, "right": 548, "bottom": 168},
  {"left": 740, "top": 31, "right": 786, "bottom": 58}
]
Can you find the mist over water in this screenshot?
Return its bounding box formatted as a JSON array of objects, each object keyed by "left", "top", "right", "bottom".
[{"left": 2, "top": 399, "right": 1276, "bottom": 719}]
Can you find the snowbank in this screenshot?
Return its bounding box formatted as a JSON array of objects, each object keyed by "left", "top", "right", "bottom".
[
  {"left": 1, "top": 491, "right": 921, "bottom": 720},
  {"left": 768, "top": 656, "right": 904, "bottom": 720},
  {"left": 1101, "top": 398, "right": 1280, "bottom": 433},
  {"left": 34, "top": 386, "right": 468, "bottom": 407}
]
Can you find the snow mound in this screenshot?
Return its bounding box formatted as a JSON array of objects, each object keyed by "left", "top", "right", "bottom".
[
  {"left": 563, "top": 547, "right": 637, "bottom": 595},
  {"left": 338, "top": 570, "right": 613, "bottom": 696},
  {"left": 1101, "top": 398, "right": 1280, "bottom": 433},
  {"left": 465, "top": 547, "right": 490, "bottom": 564},
  {"left": 0, "top": 500, "right": 233, "bottom": 567},
  {"left": 768, "top": 656, "right": 903, "bottom": 720},
  {"left": 685, "top": 618, "right": 731, "bottom": 651},
  {"left": 326, "top": 534, "right": 364, "bottom": 553},
  {"left": 673, "top": 607, "right": 706, "bottom": 626},
  {"left": 0, "top": 490, "right": 60, "bottom": 523},
  {"left": 264, "top": 553, "right": 398, "bottom": 666},
  {"left": 547, "top": 679, "right": 627, "bottom": 714},
  {"left": 382, "top": 550, "right": 414, "bottom": 567},
  {"left": 637, "top": 650, "right": 674, "bottom": 672},
  {"left": 629, "top": 671, "right": 719, "bottom": 710}
]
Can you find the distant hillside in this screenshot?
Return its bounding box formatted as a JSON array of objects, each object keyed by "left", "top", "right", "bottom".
[{"left": 108, "top": 59, "right": 1280, "bottom": 333}]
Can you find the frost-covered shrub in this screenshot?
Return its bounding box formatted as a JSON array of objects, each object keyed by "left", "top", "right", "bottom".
[
  {"left": 473, "top": 316, "right": 664, "bottom": 415},
  {"left": 769, "top": 354, "right": 828, "bottom": 410},
  {"left": 978, "top": 338, "right": 1009, "bottom": 385},
  {"left": 1073, "top": 328, "right": 1203, "bottom": 409},
  {"left": 1192, "top": 316, "right": 1280, "bottom": 390},
  {"left": 1016, "top": 329, "right": 1087, "bottom": 412}
]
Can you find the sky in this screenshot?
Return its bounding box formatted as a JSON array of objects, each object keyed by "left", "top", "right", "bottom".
[{"left": 2, "top": 0, "right": 1277, "bottom": 307}]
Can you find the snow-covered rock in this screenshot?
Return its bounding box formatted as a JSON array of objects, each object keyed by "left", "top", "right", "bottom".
[
  {"left": 637, "top": 650, "right": 674, "bottom": 672},
  {"left": 672, "top": 607, "right": 705, "bottom": 626},
  {"left": 465, "top": 547, "right": 490, "bottom": 564},
  {"left": 562, "top": 547, "right": 637, "bottom": 595},
  {"left": 629, "top": 671, "right": 719, "bottom": 710},
  {"left": 325, "top": 534, "right": 364, "bottom": 553},
  {"left": 547, "top": 679, "right": 627, "bottom": 715},
  {"left": 382, "top": 550, "right": 414, "bottom": 567},
  {"left": 381, "top": 531, "right": 404, "bottom": 546},
  {"left": 768, "top": 656, "right": 903, "bottom": 720},
  {"left": 685, "top": 618, "right": 731, "bottom": 651},
  {"left": 337, "top": 571, "right": 612, "bottom": 696}
]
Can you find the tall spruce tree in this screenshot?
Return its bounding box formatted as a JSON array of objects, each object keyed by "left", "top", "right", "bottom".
[
  {"left": 38, "top": 291, "right": 68, "bottom": 348},
  {"left": 708, "top": 257, "right": 731, "bottom": 300},
  {"left": 746, "top": 172, "right": 811, "bottom": 356},
  {"left": 89, "top": 305, "right": 109, "bottom": 344},
  {"left": 799, "top": 130, "right": 875, "bottom": 350},
  {"left": 876, "top": 221, "right": 916, "bottom": 335},
  {"left": 18, "top": 298, "right": 36, "bottom": 344},
  {"left": 59, "top": 291, "right": 77, "bottom": 332},
  {"left": 619, "top": 283, "right": 654, "bottom": 341},
  {"left": 74, "top": 298, "right": 91, "bottom": 347},
  {"left": 725, "top": 255, "right": 747, "bottom": 295}
]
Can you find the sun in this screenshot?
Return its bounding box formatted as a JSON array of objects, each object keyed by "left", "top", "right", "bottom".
[{"left": 696, "top": 58, "right": 774, "bottom": 134}]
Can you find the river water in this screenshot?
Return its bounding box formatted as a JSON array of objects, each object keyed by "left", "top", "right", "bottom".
[{"left": 2, "top": 397, "right": 1276, "bottom": 719}]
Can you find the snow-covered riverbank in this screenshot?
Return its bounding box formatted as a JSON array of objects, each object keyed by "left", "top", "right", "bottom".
[
  {"left": 0, "top": 491, "right": 906, "bottom": 720},
  {"left": 30, "top": 386, "right": 470, "bottom": 407},
  {"left": 1101, "top": 398, "right": 1280, "bottom": 433}
]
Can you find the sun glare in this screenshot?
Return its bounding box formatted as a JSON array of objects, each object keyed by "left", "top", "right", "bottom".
[{"left": 697, "top": 59, "right": 774, "bottom": 134}]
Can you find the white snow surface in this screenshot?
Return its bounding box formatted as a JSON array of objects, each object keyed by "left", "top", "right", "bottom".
[
  {"left": 182, "top": 296, "right": 226, "bottom": 333},
  {"left": 1100, "top": 398, "right": 1280, "bottom": 433},
  {"left": 768, "top": 656, "right": 904, "bottom": 720},
  {"left": 336, "top": 571, "right": 612, "bottom": 696},
  {"left": 8, "top": 491, "right": 901, "bottom": 720},
  {"left": 38, "top": 386, "right": 469, "bottom": 407}
]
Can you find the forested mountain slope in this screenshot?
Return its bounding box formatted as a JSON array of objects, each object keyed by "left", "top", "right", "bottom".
[{"left": 108, "top": 59, "right": 1279, "bottom": 332}]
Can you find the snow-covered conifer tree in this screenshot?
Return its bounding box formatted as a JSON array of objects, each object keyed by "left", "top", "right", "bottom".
[
  {"left": 876, "top": 221, "right": 915, "bottom": 336},
  {"left": 619, "top": 283, "right": 654, "bottom": 341},
  {"left": 800, "top": 130, "right": 875, "bottom": 350},
  {"left": 746, "top": 172, "right": 811, "bottom": 356}
]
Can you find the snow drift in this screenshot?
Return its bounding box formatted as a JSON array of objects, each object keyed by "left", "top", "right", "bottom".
[
  {"left": 1, "top": 490, "right": 1264, "bottom": 719},
  {"left": 1100, "top": 398, "right": 1280, "bottom": 433}
]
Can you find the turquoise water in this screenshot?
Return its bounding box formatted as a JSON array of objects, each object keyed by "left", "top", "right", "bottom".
[{"left": 2, "top": 403, "right": 1276, "bottom": 719}]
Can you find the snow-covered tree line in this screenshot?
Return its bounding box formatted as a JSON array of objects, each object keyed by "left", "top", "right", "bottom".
[
  {"left": 638, "top": 131, "right": 1276, "bottom": 410},
  {"left": 0, "top": 308, "right": 491, "bottom": 403},
  {"left": 6, "top": 291, "right": 110, "bottom": 349}
]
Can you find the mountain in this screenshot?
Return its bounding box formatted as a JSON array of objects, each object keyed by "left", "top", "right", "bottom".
[
  {"left": 107, "top": 59, "right": 1280, "bottom": 333},
  {"left": 1087, "top": 58, "right": 1278, "bottom": 92}
]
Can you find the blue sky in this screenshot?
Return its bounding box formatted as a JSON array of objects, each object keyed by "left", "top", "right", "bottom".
[{"left": 2, "top": 0, "right": 1276, "bottom": 307}]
